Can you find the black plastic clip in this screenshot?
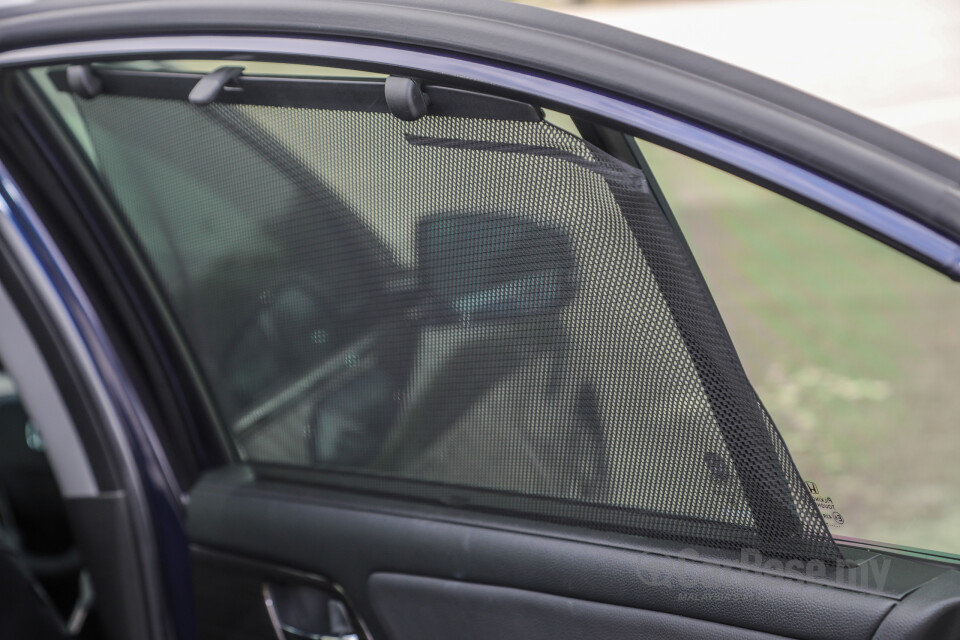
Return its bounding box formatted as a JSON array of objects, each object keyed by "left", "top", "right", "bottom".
[
  {"left": 385, "top": 76, "right": 431, "bottom": 121},
  {"left": 188, "top": 66, "right": 244, "bottom": 106},
  {"left": 65, "top": 65, "right": 103, "bottom": 100}
]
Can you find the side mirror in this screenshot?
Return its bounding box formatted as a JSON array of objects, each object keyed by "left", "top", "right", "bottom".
[{"left": 417, "top": 212, "right": 577, "bottom": 324}]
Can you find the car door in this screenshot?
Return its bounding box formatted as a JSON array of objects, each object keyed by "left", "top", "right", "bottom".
[{"left": 0, "top": 2, "right": 959, "bottom": 640}]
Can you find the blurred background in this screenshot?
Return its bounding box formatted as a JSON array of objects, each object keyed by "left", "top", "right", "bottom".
[
  {"left": 519, "top": 0, "right": 960, "bottom": 554},
  {"left": 531, "top": 0, "right": 960, "bottom": 158}
]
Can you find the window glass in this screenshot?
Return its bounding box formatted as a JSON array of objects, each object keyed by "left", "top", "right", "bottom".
[
  {"left": 637, "top": 138, "right": 960, "bottom": 554},
  {"left": 32, "top": 61, "right": 841, "bottom": 561}
]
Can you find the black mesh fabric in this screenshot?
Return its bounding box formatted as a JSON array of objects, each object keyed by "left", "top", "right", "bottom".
[{"left": 66, "top": 84, "right": 841, "bottom": 563}]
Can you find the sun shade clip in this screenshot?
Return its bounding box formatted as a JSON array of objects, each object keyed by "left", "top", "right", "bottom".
[
  {"left": 65, "top": 65, "right": 103, "bottom": 99},
  {"left": 385, "top": 76, "right": 431, "bottom": 121},
  {"left": 188, "top": 66, "right": 245, "bottom": 105}
]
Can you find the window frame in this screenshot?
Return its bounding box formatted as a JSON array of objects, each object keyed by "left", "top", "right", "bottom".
[{"left": 3, "top": 34, "right": 959, "bottom": 566}]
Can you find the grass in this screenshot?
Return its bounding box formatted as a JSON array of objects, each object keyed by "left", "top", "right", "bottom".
[{"left": 638, "top": 139, "right": 960, "bottom": 553}]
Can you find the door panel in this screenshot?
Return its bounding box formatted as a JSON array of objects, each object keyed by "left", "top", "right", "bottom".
[
  {"left": 187, "top": 468, "right": 918, "bottom": 640},
  {"left": 873, "top": 573, "right": 960, "bottom": 640},
  {"left": 368, "top": 573, "right": 788, "bottom": 640},
  {"left": 192, "top": 548, "right": 366, "bottom": 640}
]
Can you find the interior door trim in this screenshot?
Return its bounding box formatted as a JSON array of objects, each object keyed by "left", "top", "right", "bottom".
[{"left": 192, "top": 546, "right": 374, "bottom": 640}]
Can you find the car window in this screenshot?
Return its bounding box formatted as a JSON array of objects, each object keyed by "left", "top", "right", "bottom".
[
  {"left": 30, "top": 60, "right": 842, "bottom": 563},
  {"left": 636, "top": 138, "right": 960, "bottom": 555}
]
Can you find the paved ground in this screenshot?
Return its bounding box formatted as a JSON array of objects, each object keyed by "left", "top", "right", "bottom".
[{"left": 561, "top": 0, "right": 960, "bottom": 158}]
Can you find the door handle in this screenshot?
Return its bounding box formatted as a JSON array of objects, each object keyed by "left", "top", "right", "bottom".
[{"left": 263, "top": 582, "right": 359, "bottom": 640}]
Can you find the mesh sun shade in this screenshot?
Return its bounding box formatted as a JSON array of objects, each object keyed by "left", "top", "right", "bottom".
[{"left": 63, "top": 72, "right": 841, "bottom": 564}]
